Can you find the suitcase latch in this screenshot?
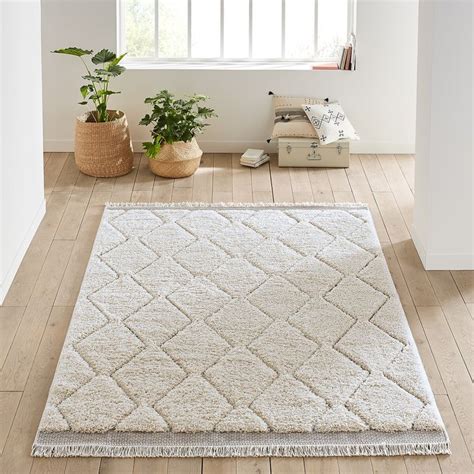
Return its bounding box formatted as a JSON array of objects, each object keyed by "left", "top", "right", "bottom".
[
  {"left": 308, "top": 150, "right": 322, "bottom": 160},
  {"left": 286, "top": 144, "right": 292, "bottom": 154},
  {"left": 337, "top": 145, "right": 342, "bottom": 155}
]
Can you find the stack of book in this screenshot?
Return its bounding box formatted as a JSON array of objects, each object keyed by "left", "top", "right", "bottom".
[
  {"left": 338, "top": 33, "right": 356, "bottom": 71},
  {"left": 240, "top": 149, "right": 270, "bottom": 168}
]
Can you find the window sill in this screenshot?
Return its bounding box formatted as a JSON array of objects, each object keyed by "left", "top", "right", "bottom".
[{"left": 123, "top": 60, "right": 353, "bottom": 72}]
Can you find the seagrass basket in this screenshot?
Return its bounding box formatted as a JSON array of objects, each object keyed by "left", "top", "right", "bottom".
[
  {"left": 75, "top": 110, "right": 134, "bottom": 177},
  {"left": 148, "top": 138, "right": 202, "bottom": 178}
]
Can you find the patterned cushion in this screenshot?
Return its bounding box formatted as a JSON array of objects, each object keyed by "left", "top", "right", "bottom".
[{"left": 303, "top": 102, "right": 359, "bottom": 145}]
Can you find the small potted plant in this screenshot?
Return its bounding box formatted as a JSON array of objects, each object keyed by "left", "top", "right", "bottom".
[
  {"left": 52, "top": 47, "right": 133, "bottom": 177},
  {"left": 140, "top": 90, "right": 216, "bottom": 178}
]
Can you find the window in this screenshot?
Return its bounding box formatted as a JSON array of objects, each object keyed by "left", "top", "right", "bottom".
[{"left": 118, "top": 0, "right": 355, "bottom": 64}]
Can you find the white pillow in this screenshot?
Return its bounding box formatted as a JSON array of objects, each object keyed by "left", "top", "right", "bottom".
[{"left": 302, "top": 102, "right": 359, "bottom": 145}]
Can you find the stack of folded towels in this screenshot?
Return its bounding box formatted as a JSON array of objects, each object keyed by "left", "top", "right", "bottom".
[{"left": 240, "top": 149, "right": 270, "bottom": 168}]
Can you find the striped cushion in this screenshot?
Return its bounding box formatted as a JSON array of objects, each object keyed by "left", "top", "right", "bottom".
[{"left": 270, "top": 95, "right": 326, "bottom": 139}]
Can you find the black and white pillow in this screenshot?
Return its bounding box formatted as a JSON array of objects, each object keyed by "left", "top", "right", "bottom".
[{"left": 302, "top": 102, "right": 359, "bottom": 145}]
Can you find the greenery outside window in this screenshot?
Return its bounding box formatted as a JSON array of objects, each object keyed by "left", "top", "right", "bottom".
[{"left": 118, "top": 0, "right": 356, "bottom": 66}]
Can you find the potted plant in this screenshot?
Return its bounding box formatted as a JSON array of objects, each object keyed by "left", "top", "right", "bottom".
[
  {"left": 140, "top": 90, "right": 217, "bottom": 178},
  {"left": 52, "top": 47, "right": 133, "bottom": 177}
]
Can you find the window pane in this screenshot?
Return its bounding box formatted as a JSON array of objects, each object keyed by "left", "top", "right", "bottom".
[
  {"left": 224, "top": 0, "right": 249, "bottom": 58},
  {"left": 252, "top": 0, "right": 282, "bottom": 59},
  {"left": 123, "top": 0, "right": 155, "bottom": 58},
  {"left": 191, "top": 0, "right": 221, "bottom": 58},
  {"left": 317, "top": 0, "right": 348, "bottom": 59},
  {"left": 285, "top": 0, "right": 315, "bottom": 58},
  {"left": 159, "top": 0, "right": 188, "bottom": 58}
]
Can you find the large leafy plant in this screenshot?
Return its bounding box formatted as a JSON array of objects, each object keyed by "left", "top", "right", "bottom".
[
  {"left": 52, "top": 47, "right": 126, "bottom": 123},
  {"left": 140, "top": 90, "right": 217, "bottom": 159}
]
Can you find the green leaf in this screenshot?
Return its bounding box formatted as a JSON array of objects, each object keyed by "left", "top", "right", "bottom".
[
  {"left": 105, "top": 64, "right": 126, "bottom": 76},
  {"left": 82, "top": 74, "right": 104, "bottom": 83},
  {"left": 143, "top": 141, "right": 161, "bottom": 159},
  {"left": 91, "top": 49, "right": 116, "bottom": 64},
  {"left": 96, "top": 90, "right": 120, "bottom": 97},
  {"left": 80, "top": 85, "right": 89, "bottom": 98},
  {"left": 52, "top": 47, "right": 92, "bottom": 57},
  {"left": 110, "top": 52, "right": 127, "bottom": 66},
  {"left": 139, "top": 114, "right": 151, "bottom": 126},
  {"left": 78, "top": 101, "right": 88, "bottom": 105}
]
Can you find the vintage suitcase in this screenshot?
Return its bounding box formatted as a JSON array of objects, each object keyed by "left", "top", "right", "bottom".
[{"left": 278, "top": 138, "right": 349, "bottom": 168}]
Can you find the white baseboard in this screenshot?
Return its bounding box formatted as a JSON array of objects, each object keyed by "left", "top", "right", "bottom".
[
  {"left": 0, "top": 199, "right": 46, "bottom": 304},
  {"left": 44, "top": 139, "right": 415, "bottom": 155},
  {"left": 412, "top": 226, "right": 474, "bottom": 270}
]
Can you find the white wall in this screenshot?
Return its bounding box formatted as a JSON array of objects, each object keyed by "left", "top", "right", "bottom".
[
  {"left": 413, "top": 0, "right": 473, "bottom": 270},
  {"left": 0, "top": 0, "right": 46, "bottom": 302},
  {"left": 41, "top": 0, "right": 419, "bottom": 154}
]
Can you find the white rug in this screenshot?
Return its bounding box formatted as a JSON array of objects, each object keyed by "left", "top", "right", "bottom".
[{"left": 33, "top": 203, "right": 449, "bottom": 457}]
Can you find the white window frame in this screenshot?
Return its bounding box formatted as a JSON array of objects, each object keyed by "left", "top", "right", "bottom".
[{"left": 117, "top": 0, "right": 356, "bottom": 66}]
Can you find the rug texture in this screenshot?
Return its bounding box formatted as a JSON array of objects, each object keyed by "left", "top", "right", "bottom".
[{"left": 33, "top": 203, "right": 449, "bottom": 457}]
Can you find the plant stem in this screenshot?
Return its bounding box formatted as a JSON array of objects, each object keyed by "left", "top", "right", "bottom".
[{"left": 80, "top": 56, "right": 100, "bottom": 122}]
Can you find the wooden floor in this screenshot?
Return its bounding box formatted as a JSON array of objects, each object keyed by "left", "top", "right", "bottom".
[{"left": 0, "top": 153, "right": 472, "bottom": 474}]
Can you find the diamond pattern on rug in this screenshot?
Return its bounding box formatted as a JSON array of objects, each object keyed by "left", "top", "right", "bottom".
[
  {"left": 279, "top": 221, "right": 333, "bottom": 256},
  {"left": 318, "top": 237, "right": 374, "bottom": 276},
  {"left": 335, "top": 321, "right": 404, "bottom": 372},
  {"left": 209, "top": 258, "right": 266, "bottom": 297},
  {"left": 207, "top": 299, "right": 272, "bottom": 346},
  {"left": 249, "top": 321, "right": 318, "bottom": 373},
  {"left": 205, "top": 348, "right": 277, "bottom": 407},
  {"left": 114, "top": 348, "right": 186, "bottom": 405},
  {"left": 210, "top": 222, "right": 264, "bottom": 257},
  {"left": 111, "top": 210, "right": 163, "bottom": 237},
  {"left": 140, "top": 222, "right": 196, "bottom": 256},
  {"left": 248, "top": 276, "right": 309, "bottom": 320},
  {"left": 79, "top": 257, "right": 117, "bottom": 296},
  {"left": 324, "top": 276, "right": 387, "bottom": 320},
  {"left": 178, "top": 210, "right": 230, "bottom": 238},
  {"left": 244, "top": 210, "right": 297, "bottom": 237},
  {"left": 162, "top": 321, "right": 230, "bottom": 374},
  {"left": 135, "top": 256, "right": 193, "bottom": 297},
  {"left": 311, "top": 210, "right": 364, "bottom": 238},
  {"left": 38, "top": 205, "right": 445, "bottom": 439},
  {"left": 347, "top": 373, "right": 424, "bottom": 431},
  {"left": 59, "top": 376, "right": 135, "bottom": 433},
  {"left": 285, "top": 256, "right": 342, "bottom": 295},
  {"left": 251, "top": 375, "right": 326, "bottom": 432},
  {"left": 248, "top": 239, "right": 301, "bottom": 274},
  {"left": 215, "top": 408, "right": 268, "bottom": 432},
  {"left": 88, "top": 275, "right": 153, "bottom": 320},
  {"left": 167, "top": 277, "right": 231, "bottom": 320},
  {"left": 101, "top": 237, "right": 157, "bottom": 275},
  {"left": 76, "top": 322, "right": 145, "bottom": 375},
  {"left": 155, "top": 375, "right": 232, "bottom": 432},
  {"left": 126, "top": 299, "right": 190, "bottom": 345},
  {"left": 296, "top": 347, "right": 368, "bottom": 404},
  {"left": 313, "top": 405, "right": 368, "bottom": 432},
  {"left": 289, "top": 297, "right": 353, "bottom": 345},
  {"left": 116, "top": 406, "right": 168, "bottom": 432},
  {"left": 174, "top": 239, "right": 228, "bottom": 276}
]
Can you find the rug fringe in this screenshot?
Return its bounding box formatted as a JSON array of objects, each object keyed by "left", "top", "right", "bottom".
[
  {"left": 31, "top": 441, "right": 451, "bottom": 458},
  {"left": 105, "top": 201, "right": 369, "bottom": 210}
]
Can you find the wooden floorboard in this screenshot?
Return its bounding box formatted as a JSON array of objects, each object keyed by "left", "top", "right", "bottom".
[{"left": 0, "top": 153, "right": 472, "bottom": 474}]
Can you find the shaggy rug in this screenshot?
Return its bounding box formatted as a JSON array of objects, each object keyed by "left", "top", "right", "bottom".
[{"left": 33, "top": 203, "right": 449, "bottom": 457}]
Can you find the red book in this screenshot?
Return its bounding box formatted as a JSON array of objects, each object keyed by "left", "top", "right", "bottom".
[
  {"left": 312, "top": 62, "right": 339, "bottom": 70},
  {"left": 344, "top": 46, "right": 353, "bottom": 70}
]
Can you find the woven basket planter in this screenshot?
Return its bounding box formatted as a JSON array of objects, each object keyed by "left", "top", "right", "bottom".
[
  {"left": 148, "top": 138, "right": 202, "bottom": 178},
  {"left": 75, "top": 110, "right": 134, "bottom": 177}
]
